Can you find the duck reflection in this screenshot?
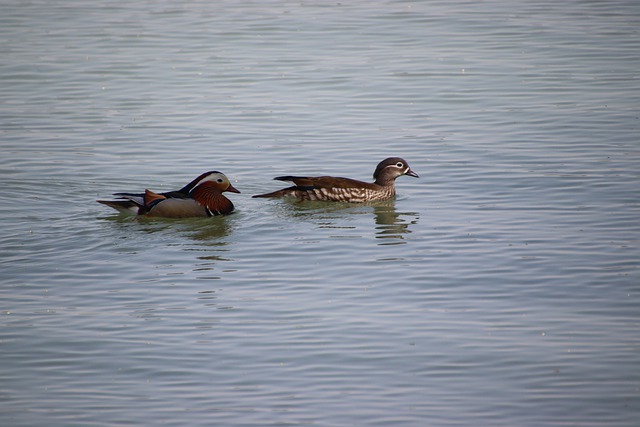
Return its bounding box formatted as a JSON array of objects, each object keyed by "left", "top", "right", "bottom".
[
  {"left": 270, "top": 198, "right": 418, "bottom": 243},
  {"left": 102, "top": 213, "right": 234, "bottom": 241},
  {"left": 372, "top": 199, "right": 419, "bottom": 244},
  {"left": 181, "top": 217, "right": 234, "bottom": 241},
  {"left": 101, "top": 213, "right": 236, "bottom": 269}
]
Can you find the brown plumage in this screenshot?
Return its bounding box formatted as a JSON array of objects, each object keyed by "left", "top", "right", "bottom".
[
  {"left": 98, "top": 171, "right": 240, "bottom": 217},
  {"left": 252, "top": 157, "right": 418, "bottom": 202}
]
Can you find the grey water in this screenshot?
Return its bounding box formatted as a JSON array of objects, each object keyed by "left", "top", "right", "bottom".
[{"left": 1, "top": 1, "right": 639, "bottom": 426}]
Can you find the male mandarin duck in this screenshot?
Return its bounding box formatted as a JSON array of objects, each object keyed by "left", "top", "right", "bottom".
[
  {"left": 252, "top": 157, "right": 418, "bottom": 202},
  {"left": 98, "top": 171, "right": 240, "bottom": 217}
]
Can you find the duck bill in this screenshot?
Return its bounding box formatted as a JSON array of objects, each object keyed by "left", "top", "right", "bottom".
[
  {"left": 405, "top": 169, "right": 419, "bottom": 178},
  {"left": 226, "top": 183, "right": 241, "bottom": 193}
]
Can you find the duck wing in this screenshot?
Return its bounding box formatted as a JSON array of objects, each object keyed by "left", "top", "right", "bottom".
[{"left": 274, "top": 175, "right": 375, "bottom": 190}]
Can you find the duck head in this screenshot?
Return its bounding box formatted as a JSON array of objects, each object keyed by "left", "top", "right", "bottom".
[
  {"left": 183, "top": 171, "right": 241, "bottom": 195},
  {"left": 373, "top": 157, "right": 419, "bottom": 185}
]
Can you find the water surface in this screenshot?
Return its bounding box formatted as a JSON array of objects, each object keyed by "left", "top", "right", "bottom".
[{"left": 1, "top": 1, "right": 639, "bottom": 426}]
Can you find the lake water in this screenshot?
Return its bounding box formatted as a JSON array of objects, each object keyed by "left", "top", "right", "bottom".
[{"left": 1, "top": 0, "right": 639, "bottom": 426}]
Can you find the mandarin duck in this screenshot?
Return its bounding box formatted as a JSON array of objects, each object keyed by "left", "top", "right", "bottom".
[
  {"left": 98, "top": 171, "right": 240, "bottom": 217},
  {"left": 252, "top": 157, "right": 418, "bottom": 202}
]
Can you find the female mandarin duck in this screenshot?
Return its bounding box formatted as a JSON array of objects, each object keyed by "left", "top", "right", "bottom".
[
  {"left": 98, "top": 171, "right": 240, "bottom": 217},
  {"left": 252, "top": 157, "right": 418, "bottom": 202}
]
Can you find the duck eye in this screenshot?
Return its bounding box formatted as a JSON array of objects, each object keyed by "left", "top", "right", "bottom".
[
  {"left": 396, "top": 162, "right": 404, "bottom": 168},
  {"left": 217, "top": 179, "right": 224, "bottom": 183}
]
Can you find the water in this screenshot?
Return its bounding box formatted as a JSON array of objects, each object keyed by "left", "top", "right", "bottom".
[{"left": 1, "top": 0, "right": 639, "bottom": 426}]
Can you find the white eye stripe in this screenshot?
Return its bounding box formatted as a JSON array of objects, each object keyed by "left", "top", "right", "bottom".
[{"left": 196, "top": 173, "right": 227, "bottom": 187}]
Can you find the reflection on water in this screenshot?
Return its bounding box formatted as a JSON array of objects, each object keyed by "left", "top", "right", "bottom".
[
  {"left": 100, "top": 213, "right": 236, "bottom": 276},
  {"left": 372, "top": 200, "right": 419, "bottom": 245},
  {"left": 182, "top": 219, "right": 234, "bottom": 242},
  {"left": 261, "top": 198, "right": 419, "bottom": 244},
  {"left": 100, "top": 212, "right": 235, "bottom": 241}
]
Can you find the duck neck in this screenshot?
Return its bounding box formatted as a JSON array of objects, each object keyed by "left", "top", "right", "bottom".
[{"left": 374, "top": 174, "right": 397, "bottom": 187}]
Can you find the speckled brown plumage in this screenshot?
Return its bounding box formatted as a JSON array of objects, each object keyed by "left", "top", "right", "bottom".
[{"left": 253, "top": 157, "right": 418, "bottom": 202}]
